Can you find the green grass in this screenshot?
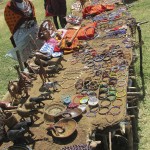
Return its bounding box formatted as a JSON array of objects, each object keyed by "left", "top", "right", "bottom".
[
  {"left": 129, "top": 0, "right": 150, "bottom": 149},
  {"left": 0, "top": 0, "right": 150, "bottom": 149}
]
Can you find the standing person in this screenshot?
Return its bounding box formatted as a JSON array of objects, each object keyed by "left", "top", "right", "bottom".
[
  {"left": 44, "top": 0, "right": 67, "bottom": 29},
  {"left": 4, "top": 0, "right": 42, "bottom": 62}
]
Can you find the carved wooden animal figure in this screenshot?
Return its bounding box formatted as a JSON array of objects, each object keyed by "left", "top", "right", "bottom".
[
  {"left": 29, "top": 97, "right": 46, "bottom": 107},
  {"left": 39, "top": 91, "right": 53, "bottom": 99},
  {"left": 14, "top": 65, "right": 33, "bottom": 86},
  {"left": 24, "top": 102, "right": 37, "bottom": 110},
  {"left": 17, "top": 108, "right": 42, "bottom": 122},
  {"left": 35, "top": 56, "right": 50, "bottom": 84},
  {"left": 7, "top": 121, "right": 34, "bottom": 142},
  {"left": 43, "top": 81, "right": 60, "bottom": 91},
  {"left": 17, "top": 78, "right": 29, "bottom": 98},
  {"left": 8, "top": 81, "right": 20, "bottom": 101}
]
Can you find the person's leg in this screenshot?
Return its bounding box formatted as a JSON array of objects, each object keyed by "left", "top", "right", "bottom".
[
  {"left": 53, "top": 16, "right": 59, "bottom": 29},
  {"left": 59, "top": 16, "right": 67, "bottom": 28},
  {"left": 58, "top": 0, "right": 67, "bottom": 28}
]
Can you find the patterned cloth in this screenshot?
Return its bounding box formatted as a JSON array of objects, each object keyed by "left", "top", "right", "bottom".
[{"left": 4, "top": 0, "right": 36, "bottom": 35}]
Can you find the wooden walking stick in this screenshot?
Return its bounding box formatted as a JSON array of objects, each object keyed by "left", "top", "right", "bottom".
[{"left": 66, "top": 25, "right": 82, "bottom": 47}]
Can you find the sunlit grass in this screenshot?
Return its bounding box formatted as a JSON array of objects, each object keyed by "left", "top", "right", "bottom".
[{"left": 129, "top": 0, "right": 150, "bottom": 149}]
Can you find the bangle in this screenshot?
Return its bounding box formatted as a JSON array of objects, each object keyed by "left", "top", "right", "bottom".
[
  {"left": 107, "top": 95, "right": 116, "bottom": 101},
  {"left": 109, "top": 72, "right": 117, "bottom": 77},
  {"left": 99, "top": 87, "right": 108, "bottom": 94},
  {"left": 72, "top": 95, "right": 85, "bottom": 104},
  {"left": 111, "top": 65, "right": 119, "bottom": 72},
  {"left": 117, "top": 71, "right": 128, "bottom": 79},
  {"left": 100, "top": 100, "right": 111, "bottom": 108},
  {"left": 103, "top": 56, "right": 111, "bottom": 61},
  {"left": 102, "top": 77, "right": 109, "bottom": 83},
  {"left": 94, "top": 70, "right": 102, "bottom": 76},
  {"left": 116, "top": 86, "right": 126, "bottom": 93},
  {"left": 86, "top": 111, "right": 97, "bottom": 117},
  {"left": 99, "top": 107, "right": 109, "bottom": 115},
  {"left": 117, "top": 80, "right": 127, "bottom": 87},
  {"left": 109, "top": 77, "right": 117, "bottom": 86},
  {"left": 105, "top": 113, "right": 115, "bottom": 124},
  {"left": 112, "top": 99, "right": 123, "bottom": 107},
  {"left": 102, "top": 63, "right": 110, "bottom": 68},
  {"left": 116, "top": 90, "right": 126, "bottom": 98},
  {"left": 99, "top": 93, "right": 107, "bottom": 100},
  {"left": 87, "top": 91, "right": 97, "bottom": 97},
  {"left": 99, "top": 82, "right": 108, "bottom": 88},
  {"left": 108, "top": 106, "right": 121, "bottom": 116},
  {"left": 119, "top": 65, "right": 128, "bottom": 71}
]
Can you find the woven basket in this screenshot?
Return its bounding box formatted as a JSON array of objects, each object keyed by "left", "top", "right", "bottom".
[{"left": 44, "top": 103, "right": 67, "bottom": 124}]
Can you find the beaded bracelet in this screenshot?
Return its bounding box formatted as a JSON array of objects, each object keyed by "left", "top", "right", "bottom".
[
  {"left": 116, "top": 90, "right": 126, "bottom": 98},
  {"left": 116, "top": 71, "right": 128, "bottom": 78},
  {"left": 112, "top": 99, "right": 123, "bottom": 107},
  {"left": 119, "top": 65, "right": 128, "bottom": 71},
  {"left": 98, "top": 93, "right": 107, "bottom": 100},
  {"left": 109, "top": 77, "right": 118, "bottom": 85},
  {"left": 100, "top": 100, "right": 111, "bottom": 108},
  {"left": 116, "top": 86, "right": 126, "bottom": 93},
  {"left": 105, "top": 113, "right": 115, "bottom": 124},
  {"left": 117, "top": 80, "right": 127, "bottom": 87},
  {"left": 111, "top": 65, "right": 120, "bottom": 73},
  {"left": 99, "top": 107, "right": 109, "bottom": 115},
  {"left": 86, "top": 111, "right": 97, "bottom": 117},
  {"left": 108, "top": 106, "right": 121, "bottom": 116}
]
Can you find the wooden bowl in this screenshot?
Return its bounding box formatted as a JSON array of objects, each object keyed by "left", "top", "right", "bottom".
[
  {"left": 51, "top": 118, "right": 77, "bottom": 138},
  {"left": 62, "top": 108, "right": 82, "bottom": 119}
]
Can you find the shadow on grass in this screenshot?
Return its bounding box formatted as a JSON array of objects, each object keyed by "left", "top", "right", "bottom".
[
  {"left": 127, "top": 56, "right": 146, "bottom": 150},
  {"left": 123, "top": 0, "right": 138, "bottom": 4}
]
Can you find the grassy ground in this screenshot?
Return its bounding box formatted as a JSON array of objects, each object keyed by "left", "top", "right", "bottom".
[
  {"left": 129, "top": 0, "right": 150, "bottom": 149},
  {"left": 0, "top": 0, "right": 150, "bottom": 149}
]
